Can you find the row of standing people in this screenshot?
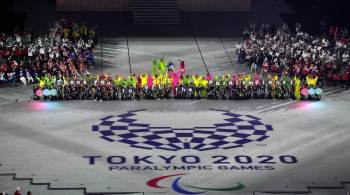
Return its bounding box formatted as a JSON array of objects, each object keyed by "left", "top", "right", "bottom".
[{"left": 32, "top": 66, "right": 322, "bottom": 101}]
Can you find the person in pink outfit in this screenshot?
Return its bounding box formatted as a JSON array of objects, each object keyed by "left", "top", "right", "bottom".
[
  {"left": 253, "top": 72, "right": 261, "bottom": 85},
  {"left": 147, "top": 74, "right": 153, "bottom": 89},
  {"left": 232, "top": 73, "right": 239, "bottom": 85},
  {"left": 169, "top": 71, "right": 179, "bottom": 94},
  {"left": 177, "top": 60, "right": 186, "bottom": 76},
  {"left": 170, "top": 71, "right": 179, "bottom": 88},
  {"left": 205, "top": 73, "right": 213, "bottom": 81}
]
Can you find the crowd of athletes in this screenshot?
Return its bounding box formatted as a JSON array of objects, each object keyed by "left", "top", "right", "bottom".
[
  {"left": 238, "top": 23, "right": 350, "bottom": 87},
  {"left": 0, "top": 18, "right": 96, "bottom": 85},
  {"left": 1, "top": 21, "right": 350, "bottom": 101}
]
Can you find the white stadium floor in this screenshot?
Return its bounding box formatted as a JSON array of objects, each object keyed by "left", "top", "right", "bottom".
[
  {"left": 1, "top": 37, "right": 350, "bottom": 195},
  {"left": 95, "top": 37, "right": 246, "bottom": 76}
]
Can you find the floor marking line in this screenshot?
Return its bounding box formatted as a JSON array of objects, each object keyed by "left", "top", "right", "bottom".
[
  {"left": 188, "top": 99, "right": 203, "bottom": 104},
  {"left": 257, "top": 100, "right": 295, "bottom": 114}
]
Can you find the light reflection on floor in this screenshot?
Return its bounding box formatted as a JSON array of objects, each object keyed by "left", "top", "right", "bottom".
[
  {"left": 291, "top": 101, "right": 326, "bottom": 110},
  {"left": 26, "top": 101, "right": 60, "bottom": 111}
]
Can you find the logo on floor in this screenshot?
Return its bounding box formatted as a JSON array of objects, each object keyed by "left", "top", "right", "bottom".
[
  {"left": 92, "top": 109, "right": 273, "bottom": 151},
  {"left": 146, "top": 173, "right": 245, "bottom": 194}
]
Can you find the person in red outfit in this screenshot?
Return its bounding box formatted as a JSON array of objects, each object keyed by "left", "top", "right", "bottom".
[{"left": 14, "top": 187, "right": 21, "bottom": 195}]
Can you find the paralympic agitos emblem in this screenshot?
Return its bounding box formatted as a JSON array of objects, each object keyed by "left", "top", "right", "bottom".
[
  {"left": 92, "top": 109, "right": 273, "bottom": 151},
  {"left": 147, "top": 173, "right": 245, "bottom": 194}
]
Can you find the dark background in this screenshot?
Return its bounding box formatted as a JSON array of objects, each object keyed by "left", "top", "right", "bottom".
[
  {"left": 283, "top": 0, "right": 350, "bottom": 34},
  {"left": 1, "top": 0, "right": 349, "bottom": 36}
]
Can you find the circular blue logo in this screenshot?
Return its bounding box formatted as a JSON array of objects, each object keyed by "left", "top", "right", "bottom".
[{"left": 92, "top": 109, "right": 273, "bottom": 151}]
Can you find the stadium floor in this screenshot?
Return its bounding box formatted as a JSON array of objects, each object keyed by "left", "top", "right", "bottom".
[{"left": 1, "top": 37, "right": 350, "bottom": 195}]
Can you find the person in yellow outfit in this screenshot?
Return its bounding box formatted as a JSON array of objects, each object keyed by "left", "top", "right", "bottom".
[
  {"left": 62, "top": 75, "right": 69, "bottom": 86},
  {"left": 162, "top": 73, "right": 172, "bottom": 87},
  {"left": 273, "top": 73, "right": 279, "bottom": 82},
  {"left": 200, "top": 76, "right": 208, "bottom": 87},
  {"left": 200, "top": 76, "right": 208, "bottom": 97},
  {"left": 192, "top": 74, "right": 201, "bottom": 97},
  {"left": 140, "top": 74, "right": 148, "bottom": 87},
  {"left": 244, "top": 73, "right": 251, "bottom": 82},
  {"left": 294, "top": 76, "right": 301, "bottom": 100},
  {"left": 221, "top": 74, "right": 226, "bottom": 81},
  {"left": 160, "top": 73, "right": 166, "bottom": 86},
  {"left": 222, "top": 74, "right": 230, "bottom": 84},
  {"left": 154, "top": 74, "right": 162, "bottom": 88},
  {"left": 192, "top": 74, "right": 201, "bottom": 88},
  {"left": 113, "top": 75, "right": 123, "bottom": 87},
  {"left": 306, "top": 74, "right": 318, "bottom": 88},
  {"left": 35, "top": 75, "right": 46, "bottom": 88}
]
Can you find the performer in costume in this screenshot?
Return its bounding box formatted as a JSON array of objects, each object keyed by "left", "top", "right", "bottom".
[
  {"left": 205, "top": 73, "right": 213, "bottom": 82},
  {"left": 170, "top": 71, "right": 179, "bottom": 94},
  {"left": 253, "top": 72, "right": 260, "bottom": 86},
  {"left": 147, "top": 74, "right": 153, "bottom": 89},
  {"left": 128, "top": 75, "right": 137, "bottom": 88},
  {"left": 85, "top": 73, "right": 94, "bottom": 85},
  {"left": 62, "top": 75, "right": 69, "bottom": 86},
  {"left": 178, "top": 75, "right": 184, "bottom": 85},
  {"left": 213, "top": 74, "right": 221, "bottom": 83},
  {"left": 244, "top": 73, "right": 251, "bottom": 82},
  {"left": 232, "top": 73, "right": 239, "bottom": 85},
  {"left": 113, "top": 75, "right": 123, "bottom": 87},
  {"left": 121, "top": 78, "right": 129, "bottom": 88},
  {"left": 281, "top": 73, "right": 291, "bottom": 98},
  {"left": 163, "top": 73, "right": 172, "bottom": 88},
  {"left": 158, "top": 58, "right": 166, "bottom": 76},
  {"left": 192, "top": 74, "right": 202, "bottom": 97},
  {"left": 167, "top": 61, "right": 175, "bottom": 72},
  {"left": 140, "top": 74, "right": 148, "bottom": 87},
  {"left": 183, "top": 75, "right": 191, "bottom": 87},
  {"left": 46, "top": 74, "right": 56, "bottom": 88},
  {"left": 178, "top": 60, "right": 186, "bottom": 76},
  {"left": 152, "top": 59, "right": 158, "bottom": 76},
  {"left": 200, "top": 76, "right": 208, "bottom": 97},
  {"left": 237, "top": 73, "right": 244, "bottom": 86},
  {"left": 192, "top": 74, "right": 201, "bottom": 88},
  {"left": 154, "top": 74, "right": 162, "bottom": 88},
  {"left": 137, "top": 75, "right": 142, "bottom": 88},
  {"left": 35, "top": 75, "right": 46, "bottom": 88},
  {"left": 306, "top": 74, "right": 318, "bottom": 88},
  {"left": 294, "top": 76, "right": 301, "bottom": 100}
]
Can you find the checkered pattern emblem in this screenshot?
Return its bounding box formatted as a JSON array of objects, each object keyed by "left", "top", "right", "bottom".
[{"left": 92, "top": 109, "right": 273, "bottom": 151}]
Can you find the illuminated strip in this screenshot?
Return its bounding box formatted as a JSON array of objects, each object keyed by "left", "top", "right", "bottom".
[{"left": 187, "top": 182, "right": 245, "bottom": 192}]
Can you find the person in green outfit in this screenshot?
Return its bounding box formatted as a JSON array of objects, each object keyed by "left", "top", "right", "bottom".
[
  {"left": 158, "top": 58, "right": 166, "bottom": 76},
  {"left": 128, "top": 74, "right": 137, "bottom": 88},
  {"left": 152, "top": 59, "right": 158, "bottom": 76},
  {"left": 35, "top": 75, "right": 46, "bottom": 88},
  {"left": 46, "top": 74, "right": 56, "bottom": 88},
  {"left": 183, "top": 75, "right": 192, "bottom": 87}
]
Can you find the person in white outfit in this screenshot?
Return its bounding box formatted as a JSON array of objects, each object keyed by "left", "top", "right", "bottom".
[
  {"left": 19, "top": 69, "right": 27, "bottom": 85},
  {"left": 26, "top": 69, "right": 34, "bottom": 83}
]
